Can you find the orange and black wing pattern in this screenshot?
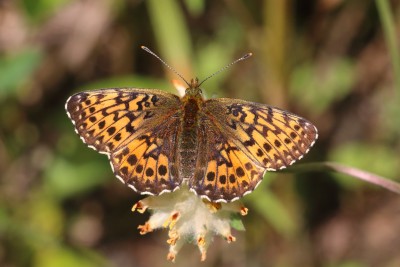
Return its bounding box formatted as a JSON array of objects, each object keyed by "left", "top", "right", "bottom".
[
  {"left": 65, "top": 88, "right": 183, "bottom": 195},
  {"left": 189, "top": 98, "right": 318, "bottom": 202}
]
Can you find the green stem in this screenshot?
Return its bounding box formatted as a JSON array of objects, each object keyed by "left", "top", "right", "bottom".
[{"left": 376, "top": 0, "right": 400, "bottom": 92}]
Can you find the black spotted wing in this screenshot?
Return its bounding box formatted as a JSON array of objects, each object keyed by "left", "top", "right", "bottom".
[
  {"left": 190, "top": 98, "right": 318, "bottom": 202},
  {"left": 65, "top": 88, "right": 183, "bottom": 195}
]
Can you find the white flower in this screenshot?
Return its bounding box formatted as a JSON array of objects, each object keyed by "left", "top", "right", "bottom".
[{"left": 132, "top": 185, "right": 248, "bottom": 262}]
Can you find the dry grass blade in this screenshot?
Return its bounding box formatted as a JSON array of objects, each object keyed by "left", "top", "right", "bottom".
[{"left": 288, "top": 162, "right": 400, "bottom": 194}]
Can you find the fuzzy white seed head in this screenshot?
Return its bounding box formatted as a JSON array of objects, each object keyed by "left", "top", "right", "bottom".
[{"left": 132, "top": 186, "right": 247, "bottom": 262}]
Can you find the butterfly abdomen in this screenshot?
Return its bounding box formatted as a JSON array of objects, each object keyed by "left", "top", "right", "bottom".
[{"left": 178, "top": 97, "right": 201, "bottom": 180}]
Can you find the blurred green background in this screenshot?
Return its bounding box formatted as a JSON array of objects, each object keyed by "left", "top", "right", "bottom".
[{"left": 1, "top": 0, "right": 400, "bottom": 266}]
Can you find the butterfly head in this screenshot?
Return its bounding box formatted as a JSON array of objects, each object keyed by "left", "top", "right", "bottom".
[{"left": 184, "top": 78, "right": 203, "bottom": 98}]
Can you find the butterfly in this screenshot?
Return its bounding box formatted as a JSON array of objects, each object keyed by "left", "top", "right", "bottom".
[{"left": 65, "top": 47, "right": 318, "bottom": 203}]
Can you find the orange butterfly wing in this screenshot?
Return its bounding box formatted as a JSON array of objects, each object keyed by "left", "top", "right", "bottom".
[
  {"left": 189, "top": 98, "right": 318, "bottom": 202},
  {"left": 66, "top": 88, "right": 183, "bottom": 195}
]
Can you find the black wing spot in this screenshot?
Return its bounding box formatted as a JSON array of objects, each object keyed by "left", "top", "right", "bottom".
[
  {"left": 122, "top": 147, "right": 130, "bottom": 155},
  {"left": 151, "top": 95, "right": 159, "bottom": 105},
  {"left": 99, "top": 121, "right": 106, "bottom": 130},
  {"left": 256, "top": 149, "right": 264, "bottom": 157},
  {"left": 219, "top": 175, "right": 227, "bottom": 184},
  {"left": 127, "top": 154, "right": 138, "bottom": 165},
  {"left": 126, "top": 124, "right": 135, "bottom": 133},
  {"left": 107, "top": 127, "right": 116, "bottom": 135},
  {"left": 236, "top": 167, "right": 245, "bottom": 177},
  {"left": 207, "top": 172, "right": 216, "bottom": 182},
  {"left": 263, "top": 143, "right": 272, "bottom": 152},
  {"left": 274, "top": 140, "right": 281, "bottom": 148},
  {"left": 145, "top": 168, "right": 154, "bottom": 177},
  {"left": 136, "top": 164, "right": 143, "bottom": 173},
  {"left": 244, "top": 139, "right": 255, "bottom": 146},
  {"left": 114, "top": 133, "right": 121, "bottom": 141},
  {"left": 229, "top": 174, "right": 236, "bottom": 183},
  {"left": 158, "top": 165, "right": 167, "bottom": 176},
  {"left": 244, "top": 162, "right": 253, "bottom": 170}
]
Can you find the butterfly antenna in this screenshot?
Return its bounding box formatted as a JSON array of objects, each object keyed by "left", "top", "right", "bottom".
[
  {"left": 198, "top": 52, "right": 253, "bottom": 87},
  {"left": 141, "top": 46, "right": 190, "bottom": 87}
]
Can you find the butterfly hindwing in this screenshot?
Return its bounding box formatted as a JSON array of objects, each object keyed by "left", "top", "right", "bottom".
[
  {"left": 110, "top": 116, "right": 182, "bottom": 194},
  {"left": 190, "top": 118, "right": 264, "bottom": 202}
]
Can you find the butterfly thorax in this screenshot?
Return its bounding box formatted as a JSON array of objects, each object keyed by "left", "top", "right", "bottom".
[
  {"left": 181, "top": 78, "right": 204, "bottom": 124},
  {"left": 178, "top": 78, "right": 205, "bottom": 181}
]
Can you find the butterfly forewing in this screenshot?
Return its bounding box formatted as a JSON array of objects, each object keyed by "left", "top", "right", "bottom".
[
  {"left": 66, "top": 88, "right": 181, "bottom": 152},
  {"left": 204, "top": 98, "right": 318, "bottom": 169},
  {"left": 66, "top": 88, "right": 183, "bottom": 195}
]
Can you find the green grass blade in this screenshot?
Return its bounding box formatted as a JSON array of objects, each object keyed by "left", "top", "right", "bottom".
[{"left": 376, "top": 0, "right": 400, "bottom": 92}]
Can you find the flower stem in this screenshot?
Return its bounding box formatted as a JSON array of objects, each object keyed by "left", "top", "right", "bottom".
[{"left": 288, "top": 162, "right": 400, "bottom": 194}]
